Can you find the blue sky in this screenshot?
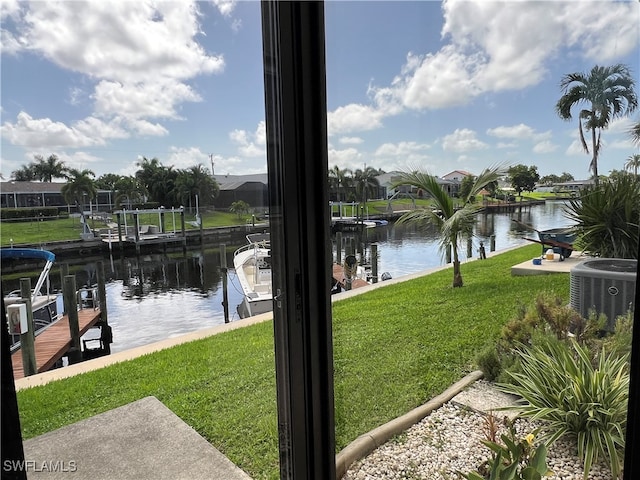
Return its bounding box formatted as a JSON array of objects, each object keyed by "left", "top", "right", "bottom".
[{"left": 1, "top": 1, "right": 639, "bottom": 181}]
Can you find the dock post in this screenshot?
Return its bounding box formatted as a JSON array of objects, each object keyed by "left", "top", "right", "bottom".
[
  {"left": 134, "top": 210, "right": 141, "bottom": 255},
  {"left": 63, "top": 275, "right": 82, "bottom": 364},
  {"left": 116, "top": 211, "right": 124, "bottom": 255},
  {"left": 59, "top": 263, "right": 69, "bottom": 311},
  {"left": 371, "top": 243, "right": 378, "bottom": 283},
  {"left": 490, "top": 235, "right": 496, "bottom": 252},
  {"left": 220, "top": 244, "right": 230, "bottom": 323},
  {"left": 335, "top": 232, "right": 342, "bottom": 265},
  {"left": 96, "top": 261, "right": 112, "bottom": 354},
  {"left": 467, "top": 237, "right": 473, "bottom": 259},
  {"left": 19, "top": 278, "right": 37, "bottom": 377},
  {"left": 96, "top": 261, "right": 108, "bottom": 323},
  {"left": 180, "top": 208, "right": 187, "bottom": 254}
]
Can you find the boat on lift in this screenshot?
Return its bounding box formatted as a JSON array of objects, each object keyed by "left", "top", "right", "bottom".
[
  {"left": 233, "top": 233, "right": 273, "bottom": 318},
  {"left": 2, "top": 248, "right": 60, "bottom": 351}
]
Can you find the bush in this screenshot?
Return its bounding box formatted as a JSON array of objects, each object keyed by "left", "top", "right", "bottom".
[
  {"left": 565, "top": 175, "right": 640, "bottom": 259},
  {"left": 0, "top": 207, "right": 61, "bottom": 221},
  {"left": 500, "top": 340, "right": 629, "bottom": 480}
]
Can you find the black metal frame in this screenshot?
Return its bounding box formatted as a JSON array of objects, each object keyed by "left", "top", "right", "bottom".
[{"left": 261, "top": 1, "right": 336, "bottom": 479}]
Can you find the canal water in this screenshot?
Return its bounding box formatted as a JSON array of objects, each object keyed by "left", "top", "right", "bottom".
[{"left": 2, "top": 201, "right": 573, "bottom": 354}]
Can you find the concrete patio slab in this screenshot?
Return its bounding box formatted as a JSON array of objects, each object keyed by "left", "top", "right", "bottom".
[
  {"left": 511, "top": 251, "right": 589, "bottom": 276},
  {"left": 21, "top": 396, "right": 251, "bottom": 480}
]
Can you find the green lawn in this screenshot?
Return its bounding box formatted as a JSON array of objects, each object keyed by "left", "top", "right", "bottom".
[
  {"left": 0, "top": 210, "right": 252, "bottom": 247},
  {"left": 15, "top": 244, "right": 568, "bottom": 479}
]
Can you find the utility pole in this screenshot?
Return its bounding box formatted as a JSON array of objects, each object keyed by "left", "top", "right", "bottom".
[{"left": 209, "top": 154, "right": 215, "bottom": 176}]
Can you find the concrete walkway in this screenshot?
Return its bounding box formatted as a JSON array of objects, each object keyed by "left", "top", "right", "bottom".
[{"left": 22, "top": 396, "right": 251, "bottom": 480}]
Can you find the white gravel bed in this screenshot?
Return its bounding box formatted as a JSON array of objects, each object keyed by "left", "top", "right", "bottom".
[{"left": 342, "top": 402, "right": 614, "bottom": 480}]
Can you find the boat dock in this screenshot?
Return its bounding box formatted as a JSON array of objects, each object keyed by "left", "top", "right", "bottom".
[
  {"left": 11, "top": 308, "right": 103, "bottom": 380},
  {"left": 332, "top": 263, "right": 370, "bottom": 290}
]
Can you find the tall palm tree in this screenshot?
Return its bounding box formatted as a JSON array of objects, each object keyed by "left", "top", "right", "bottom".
[
  {"left": 328, "top": 166, "right": 352, "bottom": 203},
  {"left": 353, "top": 166, "right": 380, "bottom": 218},
  {"left": 556, "top": 64, "right": 638, "bottom": 185},
  {"left": 135, "top": 157, "right": 178, "bottom": 207},
  {"left": 175, "top": 164, "right": 219, "bottom": 212},
  {"left": 624, "top": 154, "right": 640, "bottom": 176},
  {"left": 114, "top": 176, "right": 147, "bottom": 209},
  {"left": 392, "top": 165, "right": 504, "bottom": 288},
  {"left": 33, "top": 154, "right": 68, "bottom": 182},
  {"left": 61, "top": 168, "right": 97, "bottom": 213}
]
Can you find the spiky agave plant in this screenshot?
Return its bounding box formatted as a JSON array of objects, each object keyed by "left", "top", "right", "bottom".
[{"left": 500, "top": 339, "right": 629, "bottom": 479}]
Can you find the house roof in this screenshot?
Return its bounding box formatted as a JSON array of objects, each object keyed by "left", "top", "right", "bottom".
[
  {"left": 1, "top": 181, "right": 64, "bottom": 194},
  {"left": 213, "top": 174, "right": 268, "bottom": 187},
  {"left": 442, "top": 170, "right": 473, "bottom": 179}
]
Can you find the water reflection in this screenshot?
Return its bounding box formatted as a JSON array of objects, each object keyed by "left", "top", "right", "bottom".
[{"left": 2, "top": 202, "right": 573, "bottom": 353}]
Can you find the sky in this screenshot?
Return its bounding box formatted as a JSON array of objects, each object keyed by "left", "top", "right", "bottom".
[{"left": 1, "top": 0, "right": 639, "bottom": 182}]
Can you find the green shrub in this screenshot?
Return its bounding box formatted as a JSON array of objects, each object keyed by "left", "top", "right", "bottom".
[
  {"left": 499, "top": 340, "right": 629, "bottom": 479},
  {"left": 476, "top": 346, "right": 502, "bottom": 382}
]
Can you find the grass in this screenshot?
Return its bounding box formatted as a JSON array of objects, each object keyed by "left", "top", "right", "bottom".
[
  {"left": 15, "top": 244, "right": 568, "bottom": 479},
  {"left": 0, "top": 210, "right": 252, "bottom": 247}
]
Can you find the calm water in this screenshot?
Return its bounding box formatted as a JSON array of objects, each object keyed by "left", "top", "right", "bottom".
[{"left": 2, "top": 201, "right": 573, "bottom": 353}]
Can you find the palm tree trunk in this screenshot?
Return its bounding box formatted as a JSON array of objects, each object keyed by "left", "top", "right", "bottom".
[{"left": 452, "top": 247, "right": 463, "bottom": 287}]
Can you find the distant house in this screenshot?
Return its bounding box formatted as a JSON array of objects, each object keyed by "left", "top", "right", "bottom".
[
  {"left": 553, "top": 179, "right": 595, "bottom": 192},
  {"left": 0, "top": 181, "right": 113, "bottom": 211},
  {"left": 442, "top": 170, "right": 474, "bottom": 182},
  {"left": 213, "top": 174, "right": 268, "bottom": 210},
  {"left": 375, "top": 172, "right": 460, "bottom": 198}
]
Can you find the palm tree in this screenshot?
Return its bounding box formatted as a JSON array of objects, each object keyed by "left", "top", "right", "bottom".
[
  {"left": 33, "top": 154, "right": 68, "bottom": 182},
  {"left": 629, "top": 120, "right": 640, "bottom": 146},
  {"left": 556, "top": 64, "right": 638, "bottom": 185},
  {"left": 135, "top": 157, "right": 178, "bottom": 206},
  {"left": 392, "top": 165, "right": 504, "bottom": 287},
  {"left": 175, "top": 164, "right": 219, "bottom": 212},
  {"left": 328, "top": 166, "right": 352, "bottom": 203},
  {"left": 353, "top": 166, "right": 380, "bottom": 218},
  {"left": 114, "top": 176, "right": 147, "bottom": 209},
  {"left": 61, "top": 168, "right": 97, "bottom": 214},
  {"left": 624, "top": 154, "right": 640, "bottom": 176},
  {"left": 11, "top": 163, "right": 38, "bottom": 181}
]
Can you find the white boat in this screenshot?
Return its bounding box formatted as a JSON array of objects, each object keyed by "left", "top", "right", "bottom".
[
  {"left": 233, "top": 233, "right": 273, "bottom": 318},
  {"left": 2, "top": 248, "right": 60, "bottom": 351}
]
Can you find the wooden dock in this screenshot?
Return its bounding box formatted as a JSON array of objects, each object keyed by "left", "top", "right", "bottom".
[
  {"left": 332, "top": 264, "right": 370, "bottom": 290},
  {"left": 11, "top": 308, "right": 102, "bottom": 380}
]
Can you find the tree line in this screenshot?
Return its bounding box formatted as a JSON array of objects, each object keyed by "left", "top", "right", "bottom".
[{"left": 10, "top": 155, "right": 219, "bottom": 212}]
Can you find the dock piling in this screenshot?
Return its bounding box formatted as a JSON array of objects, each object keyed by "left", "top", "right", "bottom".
[
  {"left": 371, "top": 243, "right": 378, "bottom": 283},
  {"left": 19, "top": 278, "right": 37, "bottom": 377},
  {"left": 220, "top": 244, "right": 230, "bottom": 323},
  {"left": 63, "top": 275, "right": 82, "bottom": 364}
]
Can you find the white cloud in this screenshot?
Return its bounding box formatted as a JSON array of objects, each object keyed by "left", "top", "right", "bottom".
[
  {"left": 16, "top": 2, "right": 223, "bottom": 82},
  {"left": 2, "top": 111, "right": 109, "bottom": 148},
  {"left": 339, "top": 136, "right": 364, "bottom": 145},
  {"left": 359, "top": 0, "right": 640, "bottom": 121},
  {"left": 327, "top": 104, "right": 384, "bottom": 135},
  {"left": 2, "top": 1, "right": 225, "bottom": 148},
  {"left": 211, "top": 0, "right": 237, "bottom": 18},
  {"left": 442, "top": 128, "right": 488, "bottom": 153},
  {"left": 93, "top": 80, "right": 201, "bottom": 121},
  {"left": 167, "top": 146, "right": 209, "bottom": 170},
  {"left": 375, "top": 141, "right": 430, "bottom": 157},
  {"left": 533, "top": 140, "right": 558, "bottom": 154},
  {"left": 328, "top": 147, "right": 362, "bottom": 170},
  {"left": 230, "top": 121, "right": 266, "bottom": 158}
]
